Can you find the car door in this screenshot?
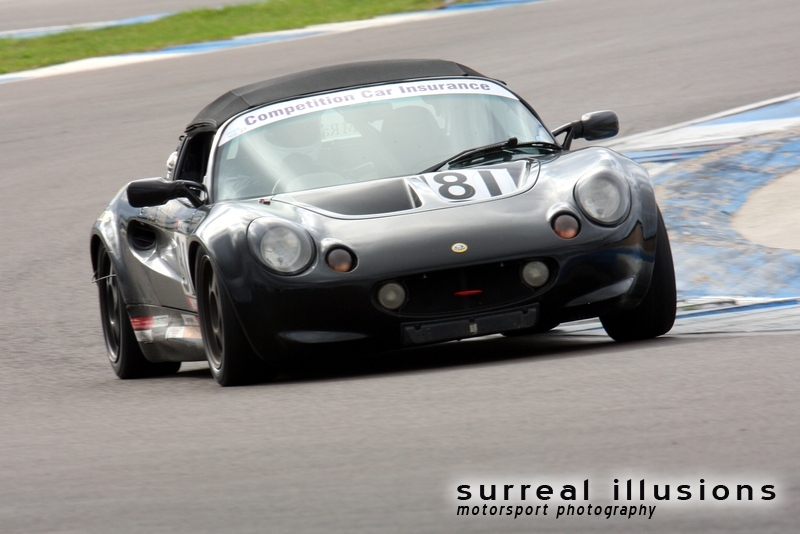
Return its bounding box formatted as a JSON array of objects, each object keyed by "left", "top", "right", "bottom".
[{"left": 125, "top": 131, "right": 214, "bottom": 311}]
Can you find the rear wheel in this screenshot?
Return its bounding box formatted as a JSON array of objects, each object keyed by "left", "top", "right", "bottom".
[
  {"left": 196, "top": 250, "right": 276, "bottom": 386},
  {"left": 601, "top": 209, "right": 676, "bottom": 341},
  {"left": 96, "top": 246, "right": 181, "bottom": 378}
]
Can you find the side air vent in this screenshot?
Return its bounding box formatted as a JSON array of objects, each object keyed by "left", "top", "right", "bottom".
[{"left": 127, "top": 221, "right": 157, "bottom": 251}]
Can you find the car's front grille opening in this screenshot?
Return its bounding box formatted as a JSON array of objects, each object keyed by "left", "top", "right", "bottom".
[{"left": 395, "top": 261, "right": 541, "bottom": 317}]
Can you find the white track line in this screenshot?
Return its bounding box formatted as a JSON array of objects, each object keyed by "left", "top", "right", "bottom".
[{"left": 0, "top": 1, "right": 547, "bottom": 85}]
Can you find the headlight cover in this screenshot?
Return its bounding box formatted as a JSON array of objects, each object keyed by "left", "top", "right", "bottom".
[
  {"left": 574, "top": 169, "right": 631, "bottom": 226},
  {"left": 247, "top": 218, "right": 315, "bottom": 275}
]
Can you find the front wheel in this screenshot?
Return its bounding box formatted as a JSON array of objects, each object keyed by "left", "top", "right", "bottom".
[
  {"left": 195, "top": 250, "right": 276, "bottom": 386},
  {"left": 600, "top": 209, "right": 676, "bottom": 341},
  {"left": 96, "top": 245, "right": 181, "bottom": 378}
]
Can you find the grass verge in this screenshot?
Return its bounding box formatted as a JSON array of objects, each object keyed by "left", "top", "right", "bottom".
[{"left": 0, "top": 0, "right": 471, "bottom": 75}]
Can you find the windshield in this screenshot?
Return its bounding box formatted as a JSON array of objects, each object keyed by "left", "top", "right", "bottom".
[{"left": 213, "top": 78, "right": 553, "bottom": 200}]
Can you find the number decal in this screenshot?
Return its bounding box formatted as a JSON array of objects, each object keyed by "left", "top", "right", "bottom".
[
  {"left": 433, "top": 172, "right": 476, "bottom": 200},
  {"left": 477, "top": 170, "right": 502, "bottom": 197},
  {"left": 423, "top": 168, "right": 517, "bottom": 203}
]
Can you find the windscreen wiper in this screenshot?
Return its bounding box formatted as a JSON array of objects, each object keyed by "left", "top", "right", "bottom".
[{"left": 421, "top": 137, "right": 561, "bottom": 173}]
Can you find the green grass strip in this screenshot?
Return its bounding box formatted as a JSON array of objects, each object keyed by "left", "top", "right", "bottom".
[{"left": 0, "top": 0, "right": 478, "bottom": 75}]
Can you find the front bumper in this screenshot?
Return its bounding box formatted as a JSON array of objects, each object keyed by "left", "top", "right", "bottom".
[{"left": 232, "top": 222, "right": 655, "bottom": 362}]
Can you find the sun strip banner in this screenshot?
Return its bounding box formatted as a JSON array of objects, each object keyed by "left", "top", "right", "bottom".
[{"left": 220, "top": 78, "right": 518, "bottom": 145}]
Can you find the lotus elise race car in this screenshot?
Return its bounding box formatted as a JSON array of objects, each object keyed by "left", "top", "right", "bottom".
[{"left": 91, "top": 59, "right": 676, "bottom": 386}]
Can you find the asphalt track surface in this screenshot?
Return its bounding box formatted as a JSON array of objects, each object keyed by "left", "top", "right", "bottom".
[{"left": 1, "top": 0, "right": 799, "bottom": 532}]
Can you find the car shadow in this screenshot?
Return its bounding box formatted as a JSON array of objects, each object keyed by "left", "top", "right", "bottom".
[
  {"left": 273, "top": 331, "right": 683, "bottom": 385},
  {"left": 172, "top": 330, "right": 684, "bottom": 385}
]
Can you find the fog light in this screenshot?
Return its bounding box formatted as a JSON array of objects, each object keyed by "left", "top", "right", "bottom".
[
  {"left": 553, "top": 213, "right": 580, "bottom": 239},
  {"left": 327, "top": 248, "right": 355, "bottom": 272},
  {"left": 522, "top": 261, "right": 549, "bottom": 288},
  {"left": 377, "top": 282, "right": 406, "bottom": 310}
]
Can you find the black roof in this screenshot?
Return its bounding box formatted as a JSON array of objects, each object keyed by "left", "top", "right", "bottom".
[{"left": 186, "top": 59, "right": 485, "bottom": 133}]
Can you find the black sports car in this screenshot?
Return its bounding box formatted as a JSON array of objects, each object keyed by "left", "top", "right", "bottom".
[{"left": 91, "top": 59, "right": 675, "bottom": 386}]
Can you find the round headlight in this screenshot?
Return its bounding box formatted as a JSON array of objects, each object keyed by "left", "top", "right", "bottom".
[
  {"left": 574, "top": 170, "right": 630, "bottom": 226},
  {"left": 248, "top": 219, "right": 315, "bottom": 275}
]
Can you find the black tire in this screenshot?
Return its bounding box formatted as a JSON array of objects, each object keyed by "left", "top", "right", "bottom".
[
  {"left": 600, "top": 209, "right": 676, "bottom": 341},
  {"left": 96, "top": 246, "right": 181, "bottom": 378},
  {"left": 195, "top": 250, "right": 276, "bottom": 386}
]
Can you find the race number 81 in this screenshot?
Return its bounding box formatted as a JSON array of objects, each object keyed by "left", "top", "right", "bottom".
[{"left": 427, "top": 169, "right": 516, "bottom": 202}]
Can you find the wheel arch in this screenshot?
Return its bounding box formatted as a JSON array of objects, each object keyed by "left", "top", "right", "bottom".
[
  {"left": 187, "top": 239, "right": 204, "bottom": 293},
  {"left": 90, "top": 232, "right": 104, "bottom": 274}
]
